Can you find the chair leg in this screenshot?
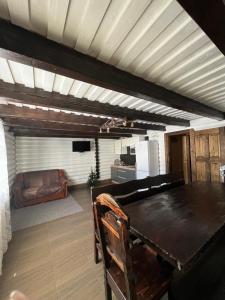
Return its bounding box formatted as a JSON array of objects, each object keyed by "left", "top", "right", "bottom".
[
  {"left": 104, "top": 279, "right": 112, "bottom": 300},
  {"left": 94, "top": 236, "right": 99, "bottom": 264}
]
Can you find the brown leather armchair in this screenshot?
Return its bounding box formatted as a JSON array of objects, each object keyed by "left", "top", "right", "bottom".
[{"left": 13, "top": 169, "right": 68, "bottom": 208}]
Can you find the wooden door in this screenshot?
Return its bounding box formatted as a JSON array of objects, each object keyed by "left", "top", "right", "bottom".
[
  {"left": 169, "top": 135, "right": 183, "bottom": 177},
  {"left": 165, "top": 131, "right": 192, "bottom": 183},
  {"left": 182, "top": 135, "right": 191, "bottom": 184},
  {"left": 195, "top": 129, "right": 221, "bottom": 182}
]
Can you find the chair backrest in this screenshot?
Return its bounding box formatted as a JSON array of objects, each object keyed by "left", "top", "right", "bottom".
[
  {"left": 91, "top": 174, "right": 184, "bottom": 206},
  {"left": 94, "top": 193, "right": 136, "bottom": 299}
]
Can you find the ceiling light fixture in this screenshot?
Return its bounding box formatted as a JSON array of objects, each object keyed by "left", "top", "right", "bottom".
[{"left": 100, "top": 118, "right": 134, "bottom": 133}]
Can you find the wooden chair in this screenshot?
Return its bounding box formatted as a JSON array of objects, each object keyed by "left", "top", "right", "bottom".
[
  {"left": 91, "top": 174, "right": 184, "bottom": 263},
  {"left": 94, "top": 193, "right": 173, "bottom": 300}
]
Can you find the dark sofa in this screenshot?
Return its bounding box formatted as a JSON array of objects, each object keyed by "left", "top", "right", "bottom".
[{"left": 13, "top": 169, "right": 68, "bottom": 208}]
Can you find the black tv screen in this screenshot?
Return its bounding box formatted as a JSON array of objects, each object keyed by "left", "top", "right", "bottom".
[{"left": 72, "top": 141, "right": 91, "bottom": 152}]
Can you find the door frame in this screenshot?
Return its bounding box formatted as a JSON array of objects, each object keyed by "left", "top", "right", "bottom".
[{"left": 165, "top": 129, "right": 196, "bottom": 183}]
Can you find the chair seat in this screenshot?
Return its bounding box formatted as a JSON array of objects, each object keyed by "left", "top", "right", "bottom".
[{"left": 107, "top": 245, "right": 172, "bottom": 300}]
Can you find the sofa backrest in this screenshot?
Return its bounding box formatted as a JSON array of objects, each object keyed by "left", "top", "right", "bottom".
[{"left": 23, "top": 169, "right": 62, "bottom": 188}]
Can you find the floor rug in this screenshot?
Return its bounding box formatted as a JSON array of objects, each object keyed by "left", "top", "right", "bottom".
[{"left": 11, "top": 194, "right": 83, "bottom": 231}]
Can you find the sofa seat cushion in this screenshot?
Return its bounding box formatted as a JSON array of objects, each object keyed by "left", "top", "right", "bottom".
[
  {"left": 23, "top": 187, "right": 40, "bottom": 200},
  {"left": 38, "top": 184, "right": 62, "bottom": 197}
]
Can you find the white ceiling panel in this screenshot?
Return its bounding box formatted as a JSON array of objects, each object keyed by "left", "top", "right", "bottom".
[
  {"left": 7, "top": 0, "right": 30, "bottom": 29},
  {"left": 130, "top": 11, "right": 193, "bottom": 75},
  {"left": 0, "top": 58, "right": 14, "bottom": 83},
  {"left": 53, "top": 75, "right": 74, "bottom": 95},
  {"left": 145, "top": 29, "right": 205, "bottom": 79},
  {"left": 47, "top": 0, "right": 70, "bottom": 43},
  {"left": 34, "top": 68, "right": 55, "bottom": 92},
  {"left": 8, "top": 60, "right": 34, "bottom": 87},
  {"left": 89, "top": 0, "right": 150, "bottom": 61},
  {"left": 69, "top": 80, "right": 91, "bottom": 98},
  {"left": 0, "top": 0, "right": 9, "bottom": 19},
  {"left": 30, "top": 0, "right": 49, "bottom": 35}
]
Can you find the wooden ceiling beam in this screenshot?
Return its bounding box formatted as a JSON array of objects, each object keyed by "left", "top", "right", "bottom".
[
  {"left": 10, "top": 127, "right": 131, "bottom": 139},
  {"left": 0, "top": 19, "right": 223, "bottom": 120},
  {"left": 131, "top": 122, "right": 165, "bottom": 131},
  {"left": 3, "top": 118, "right": 148, "bottom": 135},
  {"left": 177, "top": 0, "right": 225, "bottom": 56},
  {"left": 0, "top": 104, "right": 165, "bottom": 132},
  {"left": 0, "top": 81, "right": 188, "bottom": 126},
  {"left": 0, "top": 104, "right": 106, "bottom": 126}
]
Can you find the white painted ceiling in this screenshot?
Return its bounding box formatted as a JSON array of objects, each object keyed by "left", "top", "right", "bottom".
[{"left": 0, "top": 0, "right": 224, "bottom": 120}]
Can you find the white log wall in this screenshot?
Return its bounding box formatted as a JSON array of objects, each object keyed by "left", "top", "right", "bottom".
[
  {"left": 4, "top": 127, "right": 16, "bottom": 192},
  {"left": 16, "top": 137, "right": 117, "bottom": 185},
  {"left": 99, "top": 139, "right": 118, "bottom": 180}
]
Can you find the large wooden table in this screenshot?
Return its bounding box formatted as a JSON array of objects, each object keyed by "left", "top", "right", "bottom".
[{"left": 123, "top": 182, "right": 225, "bottom": 299}]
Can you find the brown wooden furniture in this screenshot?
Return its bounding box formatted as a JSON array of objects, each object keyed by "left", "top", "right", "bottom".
[
  {"left": 13, "top": 169, "right": 68, "bottom": 208},
  {"left": 122, "top": 182, "right": 225, "bottom": 299},
  {"left": 94, "top": 193, "right": 173, "bottom": 300},
  {"left": 91, "top": 174, "right": 184, "bottom": 264},
  {"left": 165, "top": 127, "right": 225, "bottom": 184},
  {"left": 194, "top": 128, "right": 225, "bottom": 182}
]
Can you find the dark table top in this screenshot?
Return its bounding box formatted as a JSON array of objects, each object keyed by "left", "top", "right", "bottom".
[{"left": 123, "top": 182, "right": 225, "bottom": 270}]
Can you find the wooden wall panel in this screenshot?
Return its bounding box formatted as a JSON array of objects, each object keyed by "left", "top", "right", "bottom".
[
  {"left": 165, "top": 127, "right": 225, "bottom": 183},
  {"left": 182, "top": 135, "right": 191, "bottom": 184},
  {"left": 189, "top": 129, "right": 196, "bottom": 182},
  {"left": 209, "top": 134, "right": 220, "bottom": 158},
  {"left": 196, "top": 161, "right": 210, "bottom": 182},
  {"left": 210, "top": 162, "right": 221, "bottom": 183},
  {"left": 195, "top": 134, "right": 209, "bottom": 159},
  {"left": 194, "top": 128, "right": 222, "bottom": 183},
  {"left": 219, "top": 127, "right": 225, "bottom": 166}
]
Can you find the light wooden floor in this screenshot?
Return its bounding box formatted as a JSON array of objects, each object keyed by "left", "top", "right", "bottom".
[{"left": 0, "top": 188, "right": 105, "bottom": 300}]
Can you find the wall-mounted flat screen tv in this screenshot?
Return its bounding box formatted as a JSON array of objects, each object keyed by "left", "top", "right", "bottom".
[{"left": 72, "top": 141, "right": 91, "bottom": 152}]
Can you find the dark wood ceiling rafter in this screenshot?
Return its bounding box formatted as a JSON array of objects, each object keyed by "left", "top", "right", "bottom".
[
  {"left": 177, "top": 0, "right": 225, "bottom": 56},
  {"left": 0, "top": 104, "right": 166, "bottom": 132},
  {"left": 10, "top": 127, "right": 132, "bottom": 139},
  {"left": 0, "top": 103, "right": 106, "bottom": 126},
  {"left": 0, "top": 80, "right": 189, "bottom": 126},
  {"left": 3, "top": 118, "right": 148, "bottom": 135},
  {"left": 130, "top": 122, "right": 165, "bottom": 131},
  {"left": 0, "top": 19, "right": 223, "bottom": 120}
]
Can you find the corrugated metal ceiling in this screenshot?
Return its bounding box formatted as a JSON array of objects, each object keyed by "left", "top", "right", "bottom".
[
  {"left": 0, "top": 0, "right": 224, "bottom": 118},
  {"left": 0, "top": 58, "right": 199, "bottom": 121}
]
